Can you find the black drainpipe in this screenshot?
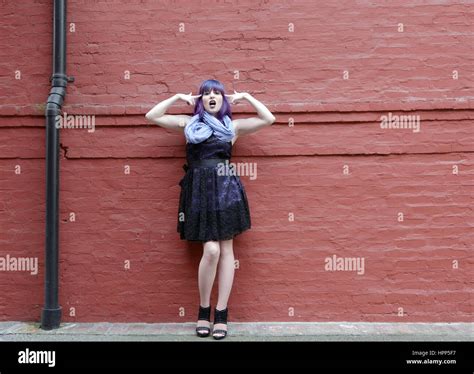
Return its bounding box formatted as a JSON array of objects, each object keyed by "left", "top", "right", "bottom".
[{"left": 41, "top": 0, "right": 73, "bottom": 330}]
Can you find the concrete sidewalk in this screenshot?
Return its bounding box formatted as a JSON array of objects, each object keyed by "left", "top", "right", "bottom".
[{"left": 0, "top": 322, "right": 472, "bottom": 341}]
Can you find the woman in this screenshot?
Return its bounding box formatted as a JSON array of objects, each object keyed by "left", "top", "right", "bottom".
[{"left": 145, "top": 79, "right": 275, "bottom": 339}]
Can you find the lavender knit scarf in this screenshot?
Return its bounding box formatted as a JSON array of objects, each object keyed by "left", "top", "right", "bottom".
[{"left": 184, "top": 111, "right": 234, "bottom": 144}]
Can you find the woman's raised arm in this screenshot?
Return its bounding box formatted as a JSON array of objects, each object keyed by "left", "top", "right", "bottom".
[
  {"left": 145, "top": 93, "right": 200, "bottom": 132},
  {"left": 226, "top": 91, "right": 276, "bottom": 136}
]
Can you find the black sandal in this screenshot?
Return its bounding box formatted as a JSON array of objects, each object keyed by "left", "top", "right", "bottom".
[
  {"left": 196, "top": 305, "right": 211, "bottom": 337},
  {"left": 212, "top": 307, "right": 228, "bottom": 340}
]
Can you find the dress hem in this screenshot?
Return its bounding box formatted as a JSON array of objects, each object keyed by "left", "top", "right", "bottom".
[{"left": 178, "top": 225, "right": 251, "bottom": 243}]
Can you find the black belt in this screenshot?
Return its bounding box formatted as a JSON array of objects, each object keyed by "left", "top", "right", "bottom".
[{"left": 183, "top": 158, "right": 229, "bottom": 172}]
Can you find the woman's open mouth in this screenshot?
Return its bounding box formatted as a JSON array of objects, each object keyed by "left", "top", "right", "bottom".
[{"left": 209, "top": 100, "right": 216, "bottom": 109}]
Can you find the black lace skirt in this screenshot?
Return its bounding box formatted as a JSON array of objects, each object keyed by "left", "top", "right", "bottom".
[{"left": 177, "top": 163, "right": 251, "bottom": 242}]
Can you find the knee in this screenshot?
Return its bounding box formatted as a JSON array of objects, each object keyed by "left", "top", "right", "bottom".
[
  {"left": 203, "top": 241, "right": 220, "bottom": 261},
  {"left": 219, "top": 240, "right": 234, "bottom": 258},
  {"left": 220, "top": 246, "right": 234, "bottom": 259}
]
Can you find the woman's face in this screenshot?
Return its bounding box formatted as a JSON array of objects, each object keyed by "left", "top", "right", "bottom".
[{"left": 202, "top": 88, "right": 223, "bottom": 115}]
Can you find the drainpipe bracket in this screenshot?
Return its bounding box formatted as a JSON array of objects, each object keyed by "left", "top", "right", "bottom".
[{"left": 49, "top": 73, "right": 74, "bottom": 86}]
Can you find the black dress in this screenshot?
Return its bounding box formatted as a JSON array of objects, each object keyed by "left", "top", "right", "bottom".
[{"left": 177, "top": 133, "right": 252, "bottom": 242}]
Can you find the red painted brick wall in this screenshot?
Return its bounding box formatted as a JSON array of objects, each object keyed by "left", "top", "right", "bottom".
[{"left": 0, "top": 0, "right": 472, "bottom": 323}]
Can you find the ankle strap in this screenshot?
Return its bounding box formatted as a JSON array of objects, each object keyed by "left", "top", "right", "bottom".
[
  {"left": 198, "top": 306, "right": 211, "bottom": 321},
  {"left": 214, "top": 308, "right": 228, "bottom": 324}
]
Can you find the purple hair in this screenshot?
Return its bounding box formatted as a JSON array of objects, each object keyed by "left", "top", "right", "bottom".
[{"left": 193, "top": 79, "right": 232, "bottom": 121}]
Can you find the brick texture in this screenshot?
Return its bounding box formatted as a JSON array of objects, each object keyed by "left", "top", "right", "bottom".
[{"left": 0, "top": 0, "right": 472, "bottom": 323}]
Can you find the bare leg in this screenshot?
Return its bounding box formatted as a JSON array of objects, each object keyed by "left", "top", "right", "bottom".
[
  {"left": 214, "top": 238, "right": 235, "bottom": 336},
  {"left": 197, "top": 240, "right": 220, "bottom": 330}
]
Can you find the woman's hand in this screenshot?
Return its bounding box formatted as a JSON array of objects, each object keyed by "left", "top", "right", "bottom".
[
  {"left": 176, "top": 92, "right": 202, "bottom": 106},
  {"left": 225, "top": 90, "right": 248, "bottom": 104}
]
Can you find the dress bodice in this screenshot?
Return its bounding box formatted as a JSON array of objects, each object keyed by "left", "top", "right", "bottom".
[{"left": 185, "top": 133, "right": 232, "bottom": 164}]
